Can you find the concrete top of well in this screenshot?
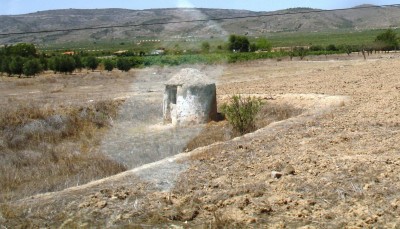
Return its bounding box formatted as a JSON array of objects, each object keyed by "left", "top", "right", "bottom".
[{"left": 165, "top": 68, "right": 214, "bottom": 86}]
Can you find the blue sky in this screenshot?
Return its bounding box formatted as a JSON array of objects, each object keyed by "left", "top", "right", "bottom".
[{"left": 1, "top": 0, "right": 399, "bottom": 15}]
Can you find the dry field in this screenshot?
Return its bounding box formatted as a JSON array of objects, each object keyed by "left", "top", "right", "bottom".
[
  {"left": 1, "top": 53, "right": 400, "bottom": 228},
  {"left": 0, "top": 71, "right": 137, "bottom": 202}
]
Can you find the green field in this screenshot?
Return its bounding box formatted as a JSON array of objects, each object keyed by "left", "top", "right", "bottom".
[
  {"left": 38, "top": 28, "right": 400, "bottom": 53},
  {"left": 265, "top": 28, "right": 400, "bottom": 47}
]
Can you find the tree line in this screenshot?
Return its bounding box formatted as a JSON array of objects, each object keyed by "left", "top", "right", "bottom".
[
  {"left": 0, "top": 29, "right": 398, "bottom": 77},
  {"left": 0, "top": 44, "right": 145, "bottom": 77}
]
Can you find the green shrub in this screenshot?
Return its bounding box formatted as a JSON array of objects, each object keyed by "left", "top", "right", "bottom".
[
  {"left": 129, "top": 56, "right": 143, "bottom": 68},
  {"left": 103, "top": 59, "right": 114, "bottom": 72},
  {"left": 23, "top": 58, "right": 42, "bottom": 77},
  {"left": 84, "top": 56, "right": 99, "bottom": 71},
  {"left": 375, "top": 29, "right": 399, "bottom": 51},
  {"left": 326, "top": 44, "right": 338, "bottom": 51},
  {"left": 9, "top": 56, "right": 24, "bottom": 76},
  {"left": 228, "top": 35, "right": 250, "bottom": 52},
  {"left": 116, "top": 58, "right": 131, "bottom": 72},
  {"left": 1, "top": 58, "right": 12, "bottom": 76},
  {"left": 255, "top": 37, "right": 272, "bottom": 51},
  {"left": 201, "top": 41, "right": 210, "bottom": 53},
  {"left": 48, "top": 56, "right": 76, "bottom": 74},
  {"left": 221, "top": 95, "right": 263, "bottom": 134},
  {"left": 73, "top": 55, "right": 84, "bottom": 71}
]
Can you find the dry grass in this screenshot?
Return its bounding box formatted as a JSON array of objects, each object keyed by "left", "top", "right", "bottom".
[
  {"left": 14, "top": 80, "right": 35, "bottom": 87},
  {"left": 255, "top": 101, "right": 303, "bottom": 127},
  {"left": 0, "top": 99, "right": 126, "bottom": 202},
  {"left": 185, "top": 102, "right": 302, "bottom": 151}
]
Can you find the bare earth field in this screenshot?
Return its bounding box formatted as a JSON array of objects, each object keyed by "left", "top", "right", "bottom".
[{"left": 1, "top": 53, "right": 400, "bottom": 228}]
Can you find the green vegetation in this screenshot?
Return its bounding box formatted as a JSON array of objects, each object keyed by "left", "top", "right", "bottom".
[
  {"left": 4, "top": 43, "right": 37, "bottom": 57},
  {"left": 221, "top": 95, "right": 263, "bottom": 135},
  {"left": 116, "top": 58, "right": 131, "bottom": 72},
  {"left": 265, "top": 28, "right": 400, "bottom": 47},
  {"left": 375, "top": 29, "right": 399, "bottom": 51},
  {"left": 201, "top": 41, "right": 210, "bottom": 53},
  {"left": 255, "top": 37, "right": 272, "bottom": 51},
  {"left": 84, "top": 56, "right": 99, "bottom": 71},
  {"left": 1, "top": 29, "right": 399, "bottom": 77},
  {"left": 49, "top": 55, "right": 76, "bottom": 74},
  {"left": 0, "top": 43, "right": 44, "bottom": 77},
  {"left": 9, "top": 57, "right": 24, "bottom": 77},
  {"left": 228, "top": 35, "right": 250, "bottom": 52},
  {"left": 103, "top": 59, "right": 114, "bottom": 72},
  {"left": 23, "top": 59, "right": 42, "bottom": 76}
]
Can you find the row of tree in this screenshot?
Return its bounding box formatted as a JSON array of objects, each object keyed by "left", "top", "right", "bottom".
[
  {"left": 0, "top": 42, "right": 134, "bottom": 76},
  {"left": 0, "top": 55, "right": 97, "bottom": 77},
  {"left": 0, "top": 53, "right": 145, "bottom": 77}
]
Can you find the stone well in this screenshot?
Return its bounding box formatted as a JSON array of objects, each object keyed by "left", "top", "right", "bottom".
[{"left": 163, "top": 68, "right": 217, "bottom": 126}]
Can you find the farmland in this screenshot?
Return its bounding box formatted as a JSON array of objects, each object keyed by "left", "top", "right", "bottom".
[{"left": 1, "top": 52, "right": 400, "bottom": 227}]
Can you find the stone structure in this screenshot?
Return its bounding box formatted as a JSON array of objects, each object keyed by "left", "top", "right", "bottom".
[{"left": 163, "top": 68, "right": 217, "bottom": 126}]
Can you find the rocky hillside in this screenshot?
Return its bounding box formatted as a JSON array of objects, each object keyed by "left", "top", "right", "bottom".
[{"left": 0, "top": 5, "right": 400, "bottom": 44}]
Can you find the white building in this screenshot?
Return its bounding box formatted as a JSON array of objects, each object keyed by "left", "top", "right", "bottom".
[{"left": 163, "top": 68, "right": 217, "bottom": 126}]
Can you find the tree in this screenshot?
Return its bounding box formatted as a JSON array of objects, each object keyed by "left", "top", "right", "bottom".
[
  {"left": 293, "top": 47, "right": 308, "bottom": 60},
  {"left": 23, "top": 58, "right": 42, "bottom": 77},
  {"left": 228, "top": 35, "right": 250, "bottom": 52},
  {"left": 84, "top": 56, "right": 99, "bottom": 71},
  {"left": 0, "top": 56, "right": 4, "bottom": 75},
  {"left": 58, "top": 56, "right": 76, "bottom": 74},
  {"left": 326, "top": 44, "right": 338, "bottom": 51},
  {"left": 48, "top": 56, "right": 60, "bottom": 73},
  {"left": 249, "top": 43, "right": 257, "bottom": 52},
  {"left": 103, "top": 59, "right": 114, "bottom": 72},
  {"left": 309, "top": 45, "right": 324, "bottom": 51},
  {"left": 129, "top": 57, "right": 143, "bottom": 68},
  {"left": 10, "top": 56, "right": 24, "bottom": 76},
  {"left": 73, "top": 55, "right": 84, "bottom": 71},
  {"left": 255, "top": 37, "right": 272, "bottom": 51},
  {"left": 1, "top": 58, "right": 12, "bottom": 76},
  {"left": 49, "top": 56, "right": 76, "bottom": 74},
  {"left": 375, "top": 29, "right": 399, "bottom": 51},
  {"left": 339, "top": 45, "right": 355, "bottom": 56},
  {"left": 116, "top": 58, "right": 131, "bottom": 72},
  {"left": 7, "top": 43, "right": 37, "bottom": 57},
  {"left": 39, "top": 54, "right": 48, "bottom": 71},
  {"left": 201, "top": 42, "right": 210, "bottom": 53}
]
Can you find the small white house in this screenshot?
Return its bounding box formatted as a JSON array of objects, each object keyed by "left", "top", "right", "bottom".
[
  {"left": 163, "top": 68, "right": 217, "bottom": 126},
  {"left": 151, "top": 49, "right": 165, "bottom": 55}
]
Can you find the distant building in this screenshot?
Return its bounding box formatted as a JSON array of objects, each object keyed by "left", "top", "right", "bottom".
[
  {"left": 113, "top": 50, "right": 128, "bottom": 55},
  {"left": 62, "top": 51, "right": 75, "bottom": 55},
  {"left": 151, "top": 49, "right": 165, "bottom": 55}
]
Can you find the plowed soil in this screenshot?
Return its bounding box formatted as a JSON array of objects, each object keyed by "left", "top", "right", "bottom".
[{"left": 1, "top": 53, "right": 400, "bottom": 228}]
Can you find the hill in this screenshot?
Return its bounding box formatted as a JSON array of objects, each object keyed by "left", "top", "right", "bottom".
[{"left": 0, "top": 6, "right": 400, "bottom": 44}]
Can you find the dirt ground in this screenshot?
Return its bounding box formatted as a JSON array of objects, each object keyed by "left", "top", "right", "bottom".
[{"left": 1, "top": 53, "right": 400, "bottom": 228}]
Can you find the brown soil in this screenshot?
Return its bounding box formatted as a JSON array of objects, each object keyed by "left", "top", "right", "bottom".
[{"left": 1, "top": 53, "right": 400, "bottom": 228}]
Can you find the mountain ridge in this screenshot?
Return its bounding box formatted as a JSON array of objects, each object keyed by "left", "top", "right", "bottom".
[{"left": 1, "top": 6, "right": 399, "bottom": 44}]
